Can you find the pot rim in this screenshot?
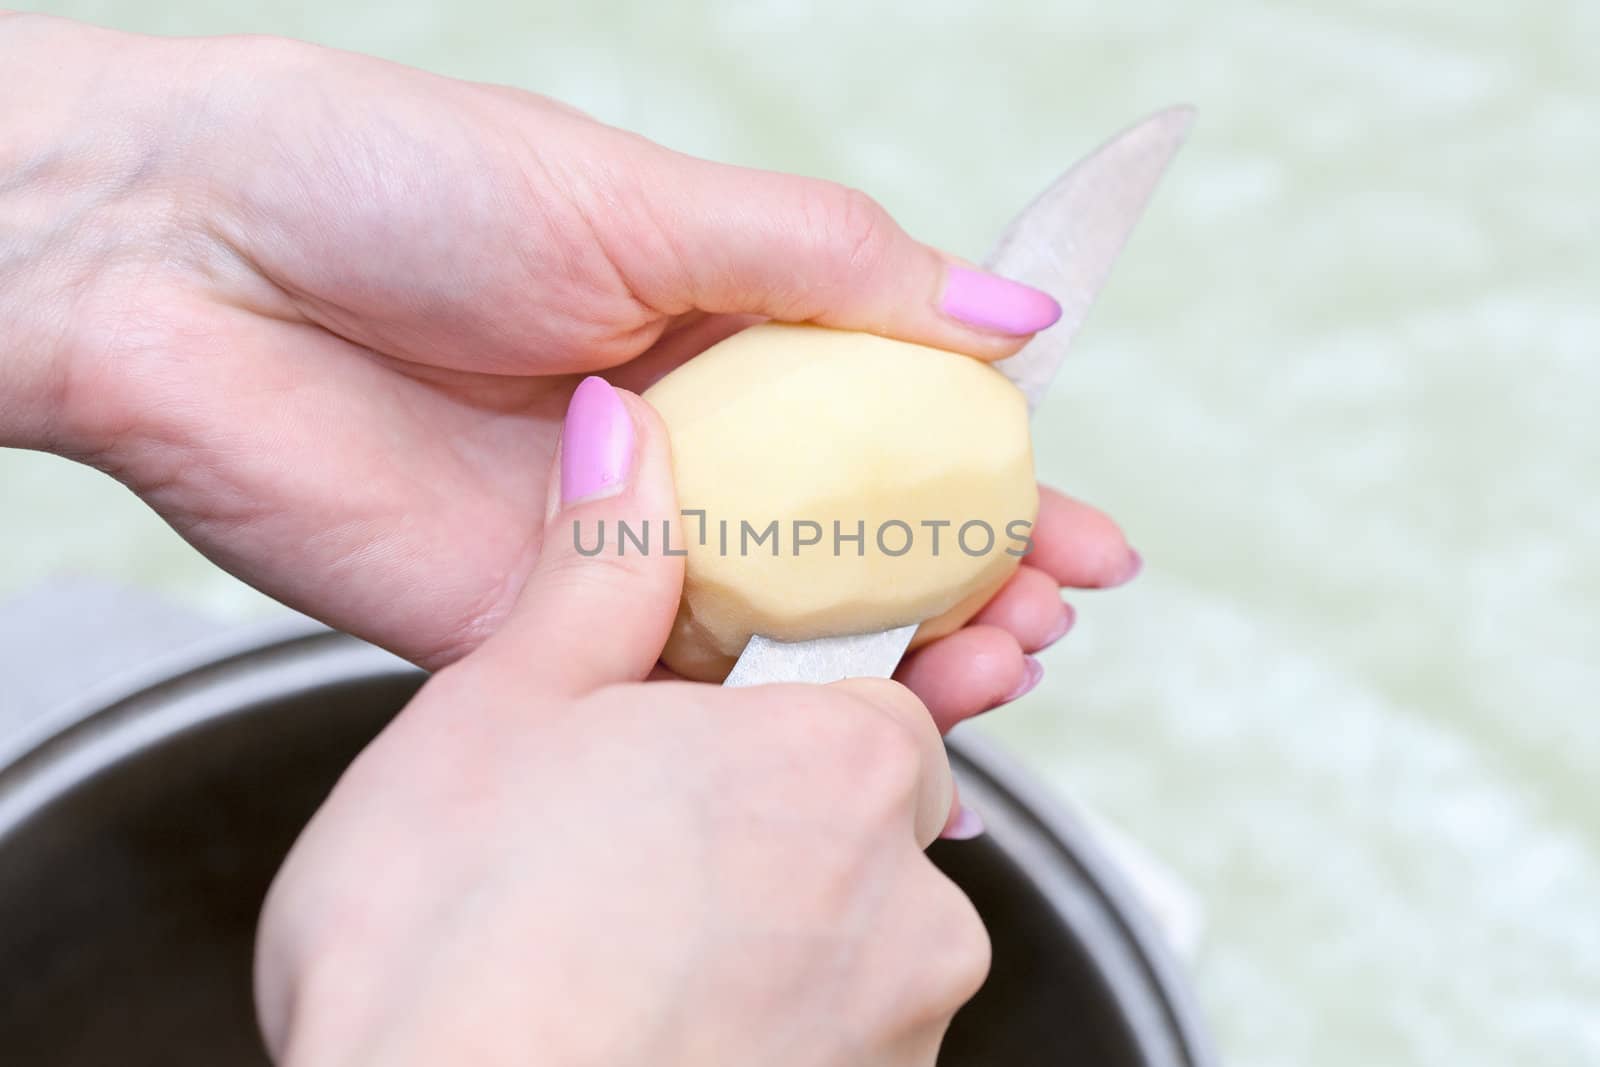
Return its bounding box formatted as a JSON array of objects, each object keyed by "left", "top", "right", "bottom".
[{"left": 0, "top": 619, "right": 1215, "bottom": 1067}]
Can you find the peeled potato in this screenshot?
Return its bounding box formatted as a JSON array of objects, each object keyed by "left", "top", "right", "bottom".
[{"left": 644, "top": 323, "right": 1037, "bottom": 682}]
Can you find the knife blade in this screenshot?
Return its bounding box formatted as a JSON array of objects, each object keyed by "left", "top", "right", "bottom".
[
  {"left": 988, "top": 105, "right": 1195, "bottom": 413},
  {"left": 723, "top": 625, "right": 920, "bottom": 688},
  {"left": 723, "top": 107, "right": 1193, "bottom": 690}
]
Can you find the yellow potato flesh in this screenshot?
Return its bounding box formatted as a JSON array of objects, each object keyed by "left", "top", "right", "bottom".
[{"left": 644, "top": 323, "right": 1037, "bottom": 682}]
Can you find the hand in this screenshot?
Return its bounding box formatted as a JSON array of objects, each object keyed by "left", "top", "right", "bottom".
[
  {"left": 255, "top": 381, "right": 989, "bottom": 1066},
  {"left": 3, "top": 15, "right": 1141, "bottom": 723}
]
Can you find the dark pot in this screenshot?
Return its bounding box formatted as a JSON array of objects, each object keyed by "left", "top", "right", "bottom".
[{"left": 0, "top": 588, "right": 1213, "bottom": 1066}]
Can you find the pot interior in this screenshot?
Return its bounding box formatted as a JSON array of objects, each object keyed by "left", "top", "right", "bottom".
[{"left": 0, "top": 672, "right": 1155, "bottom": 1066}]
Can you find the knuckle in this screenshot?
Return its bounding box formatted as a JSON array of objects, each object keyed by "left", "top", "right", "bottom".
[
  {"left": 838, "top": 702, "right": 925, "bottom": 813},
  {"left": 827, "top": 184, "right": 895, "bottom": 273},
  {"left": 918, "top": 878, "right": 994, "bottom": 1015},
  {"left": 782, "top": 688, "right": 923, "bottom": 809},
  {"left": 840, "top": 681, "right": 934, "bottom": 756},
  {"left": 944, "top": 897, "right": 994, "bottom": 1004},
  {"left": 771, "top": 683, "right": 939, "bottom": 833},
  {"left": 216, "top": 31, "right": 319, "bottom": 73}
]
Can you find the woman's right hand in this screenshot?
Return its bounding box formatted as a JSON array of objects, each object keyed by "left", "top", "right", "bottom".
[{"left": 255, "top": 378, "right": 990, "bottom": 1067}]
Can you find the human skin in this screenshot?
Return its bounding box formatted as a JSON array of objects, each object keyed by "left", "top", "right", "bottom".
[
  {"left": 0, "top": 13, "right": 1140, "bottom": 727},
  {"left": 2, "top": 13, "right": 1156, "bottom": 1064},
  {"left": 255, "top": 382, "right": 991, "bottom": 1066}
]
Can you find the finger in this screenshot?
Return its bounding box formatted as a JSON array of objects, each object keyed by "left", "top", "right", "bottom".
[
  {"left": 970, "top": 565, "right": 1076, "bottom": 652},
  {"left": 476, "top": 377, "right": 683, "bottom": 697},
  {"left": 894, "top": 626, "right": 1042, "bottom": 735},
  {"left": 831, "top": 677, "right": 954, "bottom": 849},
  {"left": 873, "top": 858, "right": 992, "bottom": 1055},
  {"left": 615, "top": 148, "right": 1063, "bottom": 360},
  {"left": 1027, "top": 486, "right": 1142, "bottom": 589},
  {"left": 939, "top": 780, "right": 987, "bottom": 842}
]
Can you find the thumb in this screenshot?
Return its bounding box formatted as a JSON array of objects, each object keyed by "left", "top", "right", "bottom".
[
  {"left": 621, "top": 148, "right": 1063, "bottom": 360},
  {"left": 478, "top": 376, "right": 684, "bottom": 697}
]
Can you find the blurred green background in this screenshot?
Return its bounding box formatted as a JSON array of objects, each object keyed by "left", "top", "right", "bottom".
[{"left": 5, "top": 1, "right": 1597, "bottom": 1063}]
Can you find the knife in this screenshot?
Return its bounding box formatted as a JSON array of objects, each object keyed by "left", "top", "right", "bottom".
[{"left": 724, "top": 106, "right": 1195, "bottom": 690}]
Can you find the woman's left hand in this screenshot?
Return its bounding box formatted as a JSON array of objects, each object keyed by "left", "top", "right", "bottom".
[{"left": 3, "top": 14, "right": 1140, "bottom": 724}]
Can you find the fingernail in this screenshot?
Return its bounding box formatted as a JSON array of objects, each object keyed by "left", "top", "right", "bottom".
[
  {"left": 1001, "top": 655, "right": 1044, "bottom": 704},
  {"left": 940, "top": 266, "right": 1062, "bottom": 336},
  {"left": 1112, "top": 549, "right": 1143, "bottom": 587},
  {"left": 941, "top": 805, "right": 986, "bottom": 841},
  {"left": 1038, "top": 602, "right": 1076, "bottom": 651},
  {"left": 560, "top": 376, "right": 635, "bottom": 507},
  {"left": 1097, "top": 548, "right": 1144, "bottom": 589}
]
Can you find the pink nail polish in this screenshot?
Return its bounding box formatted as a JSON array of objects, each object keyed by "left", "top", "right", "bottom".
[
  {"left": 1096, "top": 549, "right": 1145, "bottom": 589},
  {"left": 560, "top": 377, "right": 635, "bottom": 506},
  {"left": 1038, "top": 602, "right": 1076, "bottom": 651},
  {"left": 941, "top": 805, "right": 986, "bottom": 841},
  {"left": 1002, "top": 655, "right": 1044, "bottom": 704},
  {"left": 1108, "top": 549, "right": 1143, "bottom": 587},
  {"left": 940, "top": 266, "right": 1062, "bottom": 335}
]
